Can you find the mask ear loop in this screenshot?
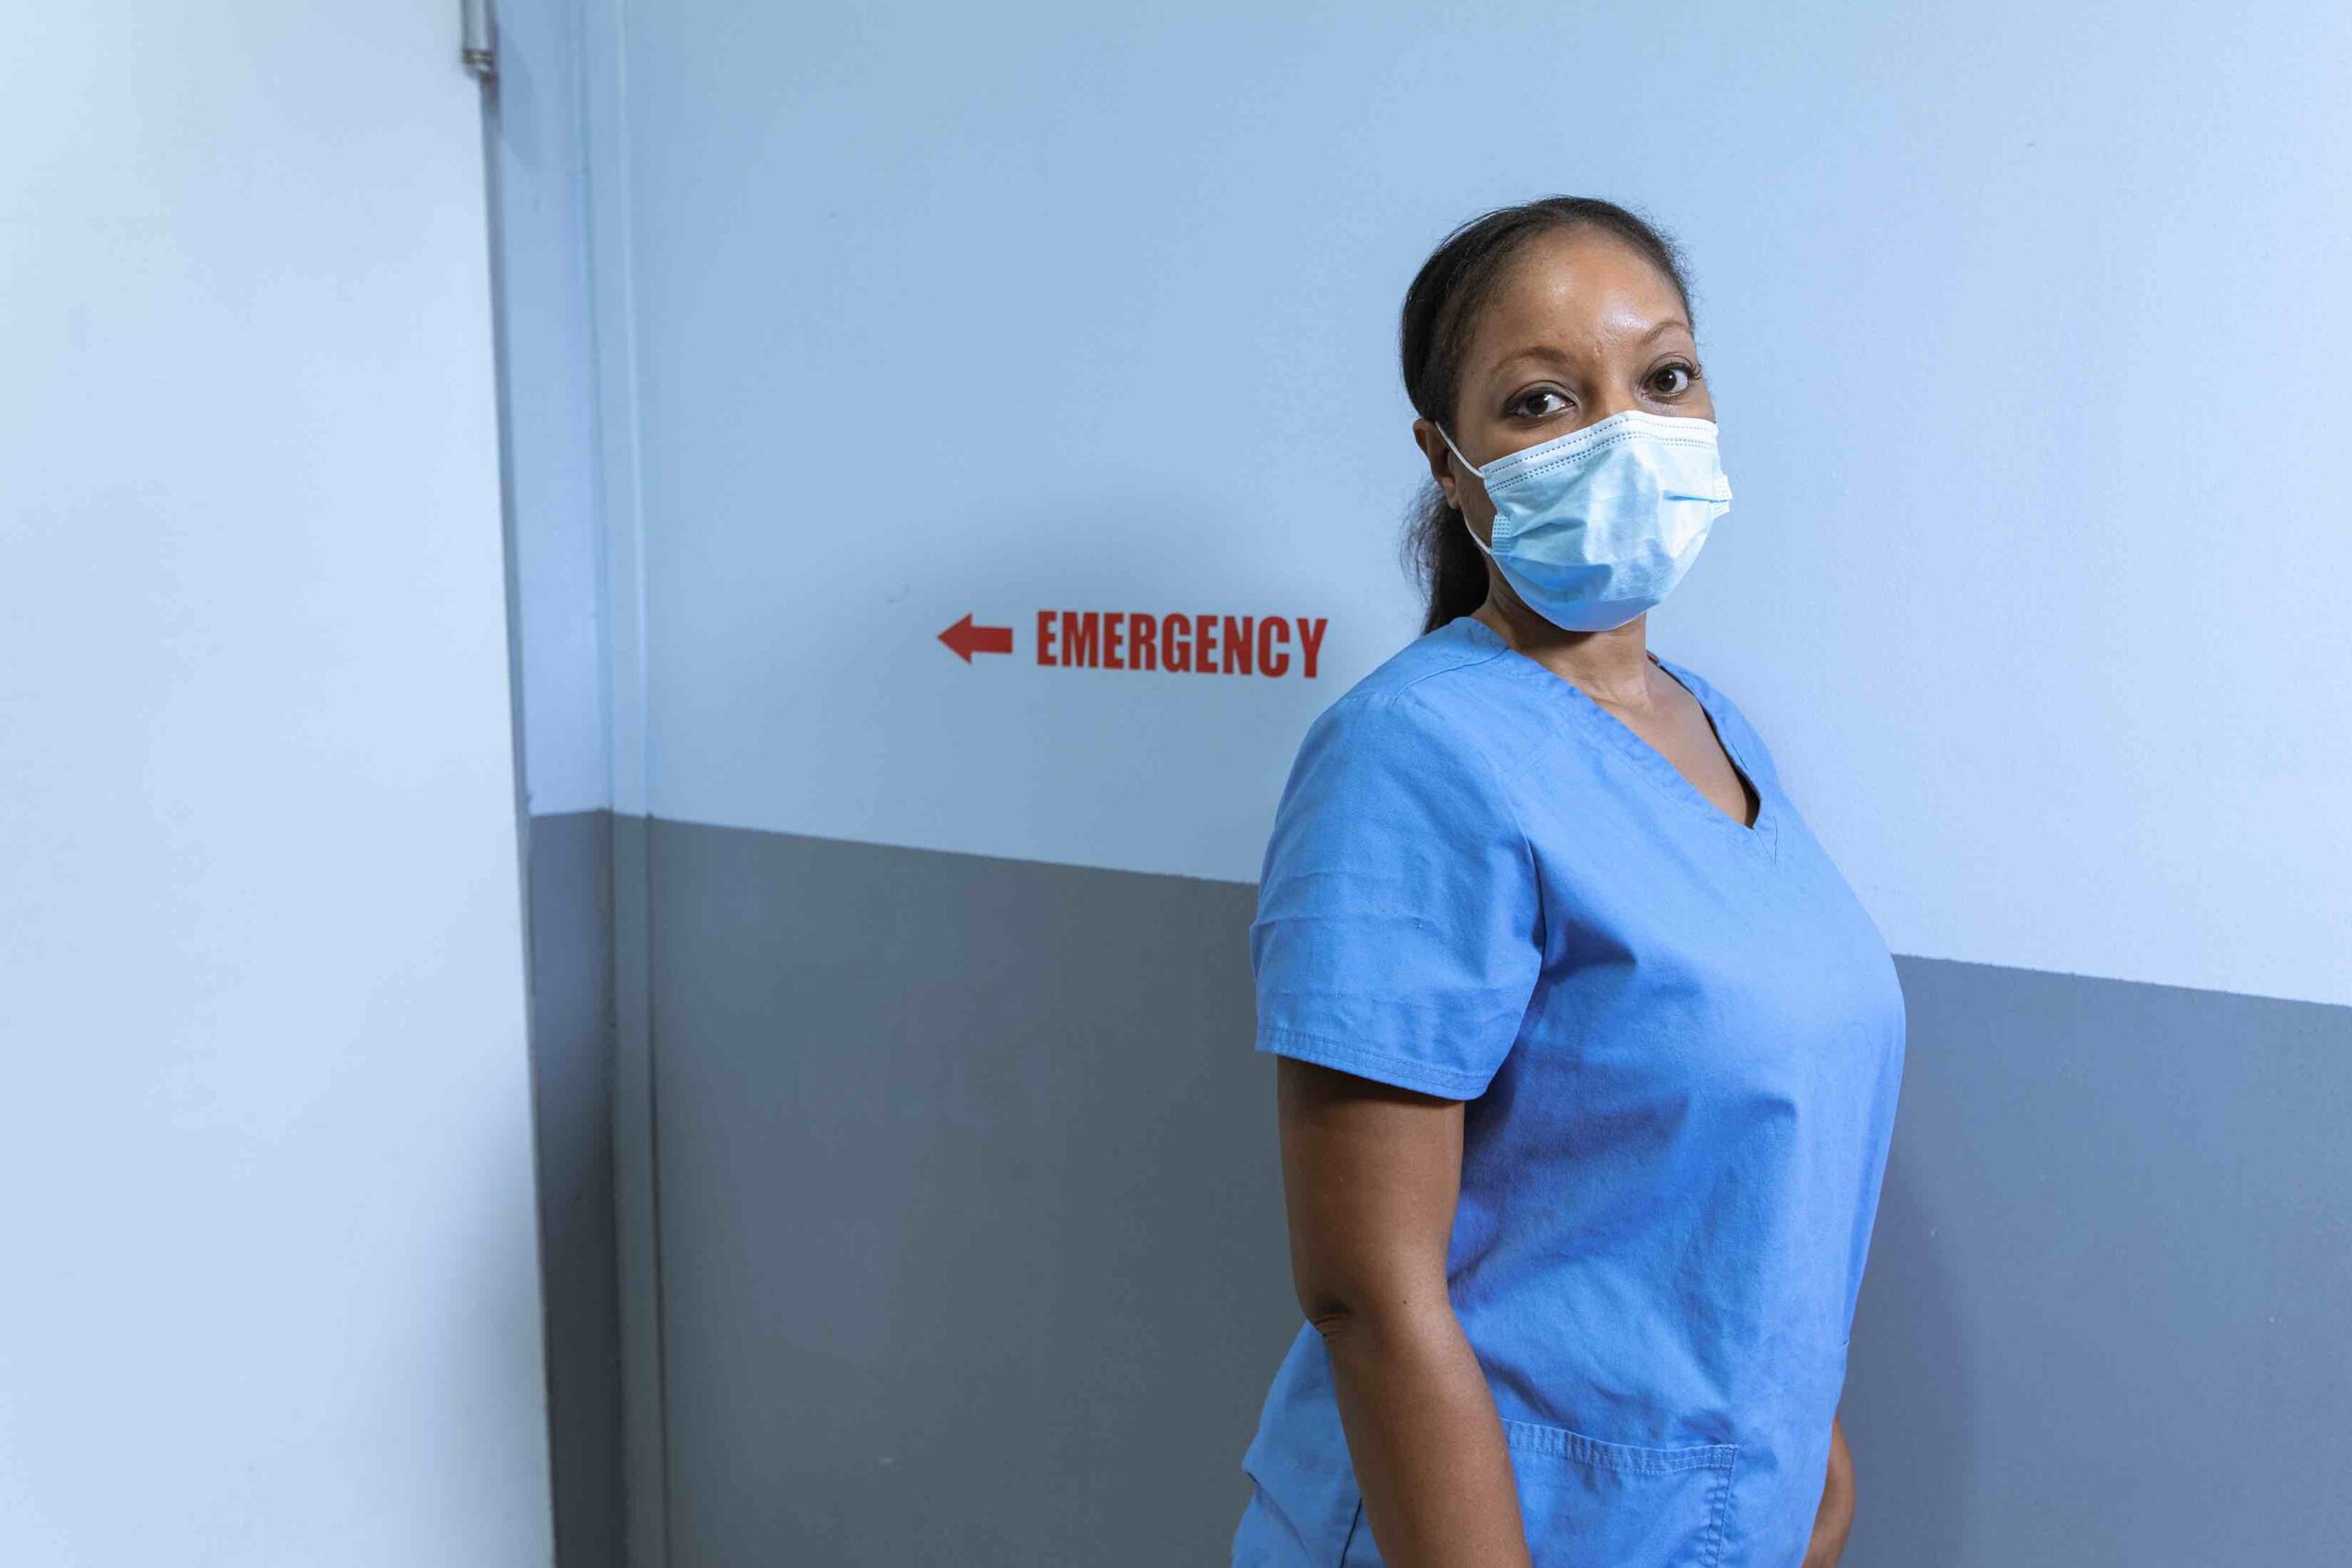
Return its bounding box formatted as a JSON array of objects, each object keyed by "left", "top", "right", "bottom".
[
  {"left": 1434, "top": 423, "right": 1483, "bottom": 480},
  {"left": 1434, "top": 424, "right": 1503, "bottom": 561}
]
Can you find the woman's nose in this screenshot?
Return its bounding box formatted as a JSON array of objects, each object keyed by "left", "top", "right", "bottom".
[{"left": 1584, "top": 390, "right": 1642, "bottom": 424}]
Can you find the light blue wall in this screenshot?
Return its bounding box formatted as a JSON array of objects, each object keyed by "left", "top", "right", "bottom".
[
  {"left": 0, "top": 3, "right": 552, "bottom": 1562},
  {"left": 591, "top": 0, "right": 2349, "bottom": 1005},
  {"left": 493, "top": 0, "right": 615, "bottom": 817}
]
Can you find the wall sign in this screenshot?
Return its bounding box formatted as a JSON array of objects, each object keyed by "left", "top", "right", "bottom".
[{"left": 939, "top": 612, "right": 1329, "bottom": 678}]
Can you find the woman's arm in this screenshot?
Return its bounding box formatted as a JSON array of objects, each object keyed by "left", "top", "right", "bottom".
[
  {"left": 1275, "top": 1056, "right": 1534, "bottom": 1568},
  {"left": 1803, "top": 1412, "right": 1855, "bottom": 1567}
]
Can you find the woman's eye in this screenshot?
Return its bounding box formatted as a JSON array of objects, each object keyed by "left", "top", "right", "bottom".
[
  {"left": 1651, "top": 362, "right": 1697, "bottom": 396},
  {"left": 1513, "top": 389, "right": 1569, "bottom": 419}
]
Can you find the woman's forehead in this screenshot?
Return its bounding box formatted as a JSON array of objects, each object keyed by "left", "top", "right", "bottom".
[{"left": 1465, "top": 231, "right": 1689, "bottom": 367}]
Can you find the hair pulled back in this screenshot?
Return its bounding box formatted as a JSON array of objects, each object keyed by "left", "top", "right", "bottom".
[{"left": 1397, "top": 196, "right": 1698, "bottom": 634}]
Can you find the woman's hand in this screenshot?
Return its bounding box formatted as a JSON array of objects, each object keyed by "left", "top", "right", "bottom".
[{"left": 1802, "top": 1413, "right": 1854, "bottom": 1567}]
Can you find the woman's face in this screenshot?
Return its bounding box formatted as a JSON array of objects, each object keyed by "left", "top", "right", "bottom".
[{"left": 1416, "top": 227, "right": 1715, "bottom": 546}]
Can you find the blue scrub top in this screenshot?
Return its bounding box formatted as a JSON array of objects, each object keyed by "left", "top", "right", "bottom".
[{"left": 1231, "top": 614, "right": 1906, "bottom": 1568}]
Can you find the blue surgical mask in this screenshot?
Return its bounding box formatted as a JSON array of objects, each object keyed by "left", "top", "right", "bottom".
[{"left": 1437, "top": 409, "right": 1734, "bottom": 632}]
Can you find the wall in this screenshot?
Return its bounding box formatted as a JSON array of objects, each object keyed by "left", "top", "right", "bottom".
[
  {"left": 499, "top": 1, "right": 2352, "bottom": 1563},
  {"left": 0, "top": 4, "right": 555, "bottom": 1562},
  {"left": 616, "top": 0, "right": 2352, "bottom": 1010}
]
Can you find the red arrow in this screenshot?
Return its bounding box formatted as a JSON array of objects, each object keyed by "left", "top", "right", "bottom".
[{"left": 938, "top": 613, "right": 1014, "bottom": 663}]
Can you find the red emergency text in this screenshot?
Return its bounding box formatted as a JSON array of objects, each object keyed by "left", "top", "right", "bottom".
[{"left": 1035, "top": 612, "right": 1328, "bottom": 678}]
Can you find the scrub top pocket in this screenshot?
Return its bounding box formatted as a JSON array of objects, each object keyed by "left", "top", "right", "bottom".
[{"left": 1337, "top": 1418, "right": 1736, "bottom": 1568}]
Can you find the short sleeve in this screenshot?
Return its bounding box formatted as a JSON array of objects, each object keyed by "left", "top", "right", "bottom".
[{"left": 1249, "top": 690, "right": 1542, "bottom": 1100}]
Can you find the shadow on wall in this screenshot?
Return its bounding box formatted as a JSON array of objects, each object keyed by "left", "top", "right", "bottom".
[{"left": 521, "top": 811, "right": 627, "bottom": 1568}]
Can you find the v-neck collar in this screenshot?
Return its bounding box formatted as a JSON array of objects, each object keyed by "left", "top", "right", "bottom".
[{"left": 1451, "top": 615, "right": 1781, "bottom": 862}]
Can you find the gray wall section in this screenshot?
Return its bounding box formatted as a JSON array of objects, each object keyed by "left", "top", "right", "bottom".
[
  {"left": 646, "top": 819, "right": 1295, "bottom": 1565},
  {"left": 524, "top": 811, "right": 628, "bottom": 1568},
  {"left": 525, "top": 815, "right": 2352, "bottom": 1566},
  {"left": 1839, "top": 960, "right": 2352, "bottom": 1566}
]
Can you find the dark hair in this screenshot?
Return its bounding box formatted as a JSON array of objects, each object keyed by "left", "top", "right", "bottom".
[{"left": 1397, "top": 196, "right": 1699, "bottom": 634}]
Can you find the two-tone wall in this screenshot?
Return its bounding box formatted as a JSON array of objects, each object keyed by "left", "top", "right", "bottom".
[{"left": 493, "top": 3, "right": 2352, "bottom": 1563}]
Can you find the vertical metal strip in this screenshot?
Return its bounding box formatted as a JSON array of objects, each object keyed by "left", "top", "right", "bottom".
[
  {"left": 578, "top": 0, "right": 668, "bottom": 1560},
  {"left": 467, "top": 28, "right": 569, "bottom": 1552},
  {"left": 461, "top": 0, "right": 498, "bottom": 79}
]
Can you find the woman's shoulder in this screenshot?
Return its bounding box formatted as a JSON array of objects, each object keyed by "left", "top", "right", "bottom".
[
  {"left": 1288, "top": 617, "right": 1529, "bottom": 788},
  {"left": 1334, "top": 613, "right": 1514, "bottom": 705}
]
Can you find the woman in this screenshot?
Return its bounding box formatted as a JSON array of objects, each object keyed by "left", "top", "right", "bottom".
[{"left": 1229, "top": 197, "right": 1906, "bottom": 1568}]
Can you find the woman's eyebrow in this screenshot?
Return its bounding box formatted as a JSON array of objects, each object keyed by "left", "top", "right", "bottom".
[
  {"left": 1490, "top": 344, "right": 1580, "bottom": 371},
  {"left": 1489, "top": 320, "right": 1693, "bottom": 373}
]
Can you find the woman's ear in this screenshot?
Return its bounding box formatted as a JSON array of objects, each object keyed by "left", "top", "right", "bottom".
[{"left": 1413, "top": 418, "right": 1460, "bottom": 510}]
